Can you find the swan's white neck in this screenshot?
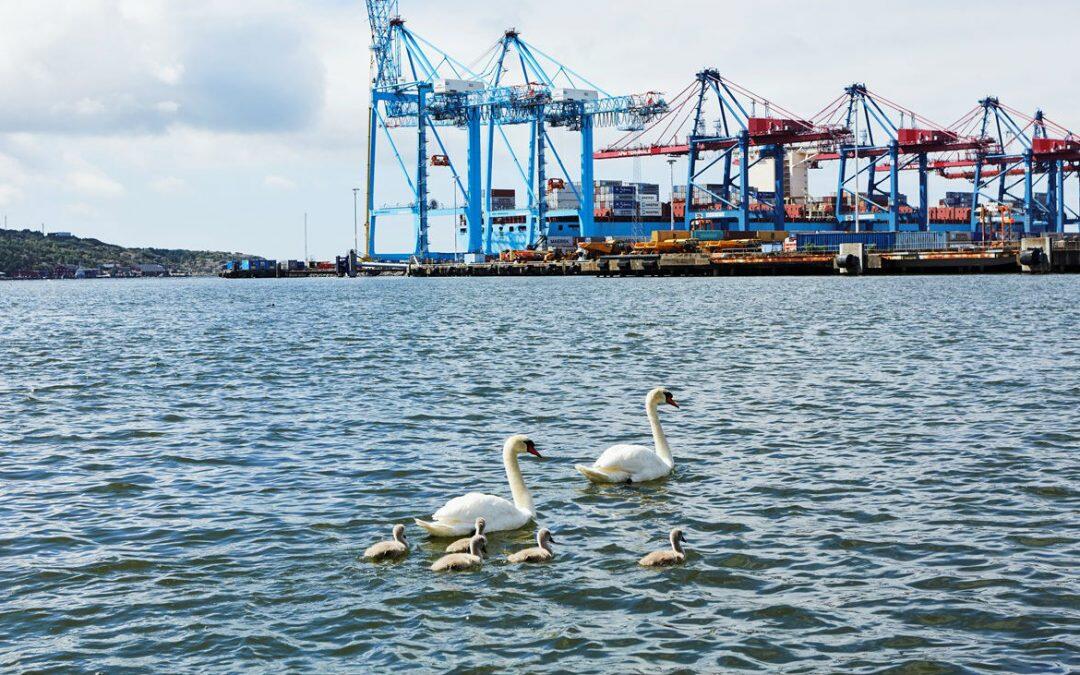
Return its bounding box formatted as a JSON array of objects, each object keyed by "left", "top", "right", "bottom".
[
  {"left": 647, "top": 400, "right": 674, "bottom": 467},
  {"left": 503, "top": 441, "right": 534, "bottom": 516}
]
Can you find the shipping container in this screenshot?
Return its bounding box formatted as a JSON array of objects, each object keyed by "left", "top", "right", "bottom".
[
  {"left": 895, "top": 231, "right": 947, "bottom": 250},
  {"left": 433, "top": 78, "right": 483, "bottom": 94},
  {"left": 691, "top": 230, "right": 727, "bottom": 241},
  {"left": 795, "top": 231, "right": 897, "bottom": 251},
  {"left": 552, "top": 88, "right": 598, "bottom": 102}
]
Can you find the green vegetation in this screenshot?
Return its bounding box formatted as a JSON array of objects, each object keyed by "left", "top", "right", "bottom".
[{"left": 0, "top": 229, "right": 248, "bottom": 277}]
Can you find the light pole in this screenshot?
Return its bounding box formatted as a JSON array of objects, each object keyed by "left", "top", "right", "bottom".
[
  {"left": 452, "top": 175, "right": 459, "bottom": 259},
  {"left": 667, "top": 158, "right": 677, "bottom": 231},
  {"left": 352, "top": 188, "right": 360, "bottom": 255},
  {"left": 854, "top": 98, "right": 861, "bottom": 233}
]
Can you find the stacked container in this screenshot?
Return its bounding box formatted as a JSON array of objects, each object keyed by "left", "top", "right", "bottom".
[
  {"left": 943, "top": 191, "right": 971, "bottom": 207},
  {"left": 631, "top": 182, "right": 662, "bottom": 217},
  {"left": 491, "top": 189, "right": 516, "bottom": 211},
  {"left": 595, "top": 183, "right": 636, "bottom": 217},
  {"left": 545, "top": 182, "right": 581, "bottom": 210}
]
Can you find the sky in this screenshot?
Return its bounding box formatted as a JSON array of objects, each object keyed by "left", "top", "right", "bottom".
[{"left": 0, "top": 0, "right": 1077, "bottom": 259}]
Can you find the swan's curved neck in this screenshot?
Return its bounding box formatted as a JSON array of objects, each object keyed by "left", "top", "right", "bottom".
[
  {"left": 647, "top": 401, "right": 673, "bottom": 467},
  {"left": 394, "top": 529, "right": 407, "bottom": 545},
  {"left": 670, "top": 535, "right": 683, "bottom": 555},
  {"left": 503, "top": 443, "right": 534, "bottom": 515},
  {"left": 538, "top": 533, "right": 552, "bottom": 552}
]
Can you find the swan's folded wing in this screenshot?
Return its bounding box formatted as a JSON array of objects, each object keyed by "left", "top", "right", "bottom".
[
  {"left": 432, "top": 492, "right": 523, "bottom": 525},
  {"left": 593, "top": 444, "right": 668, "bottom": 475}
]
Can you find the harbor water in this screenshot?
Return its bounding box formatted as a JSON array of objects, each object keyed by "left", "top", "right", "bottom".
[{"left": 2, "top": 276, "right": 1078, "bottom": 672}]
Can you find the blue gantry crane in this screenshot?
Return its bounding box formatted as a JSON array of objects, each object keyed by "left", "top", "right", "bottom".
[
  {"left": 361, "top": 0, "right": 666, "bottom": 261},
  {"left": 810, "top": 84, "right": 988, "bottom": 232},
  {"left": 596, "top": 69, "right": 842, "bottom": 231},
  {"left": 943, "top": 98, "right": 1080, "bottom": 234}
]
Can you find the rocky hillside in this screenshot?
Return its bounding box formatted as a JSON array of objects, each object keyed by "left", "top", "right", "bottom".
[{"left": 0, "top": 229, "right": 248, "bottom": 277}]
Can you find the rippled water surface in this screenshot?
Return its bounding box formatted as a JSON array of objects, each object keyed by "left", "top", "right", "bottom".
[{"left": 2, "top": 276, "right": 1078, "bottom": 672}]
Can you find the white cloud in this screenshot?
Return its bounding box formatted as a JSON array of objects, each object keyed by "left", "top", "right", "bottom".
[
  {"left": 150, "top": 176, "right": 185, "bottom": 193},
  {"left": 263, "top": 175, "right": 296, "bottom": 190},
  {"left": 65, "top": 202, "right": 98, "bottom": 218},
  {"left": 68, "top": 170, "right": 125, "bottom": 198},
  {"left": 0, "top": 184, "right": 22, "bottom": 207},
  {"left": 74, "top": 98, "right": 106, "bottom": 115},
  {"left": 154, "top": 63, "right": 184, "bottom": 86},
  {"left": 0, "top": 1, "right": 324, "bottom": 135}
]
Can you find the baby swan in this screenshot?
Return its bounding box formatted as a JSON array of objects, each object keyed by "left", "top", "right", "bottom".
[
  {"left": 507, "top": 528, "right": 556, "bottom": 564},
  {"left": 638, "top": 528, "right": 687, "bottom": 567},
  {"left": 446, "top": 517, "right": 486, "bottom": 554},
  {"left": 431, "top": 535, "right": 486, "bottom": 572},
  {"left": 363, "top": 524, "right": 409, "bottom": 562}
]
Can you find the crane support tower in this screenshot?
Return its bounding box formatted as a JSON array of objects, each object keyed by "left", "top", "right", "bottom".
[{"left": 362, "top": 0, "right": 667, "bottom": 261}]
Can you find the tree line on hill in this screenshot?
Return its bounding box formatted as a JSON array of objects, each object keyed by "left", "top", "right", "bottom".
[{"left": 0, "top": 229, "right": 248, "bottom": 278}]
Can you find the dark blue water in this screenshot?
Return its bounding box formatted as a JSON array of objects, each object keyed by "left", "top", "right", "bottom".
[{"left": 2, "top": 276, "right": 1078, "bottom": 672}]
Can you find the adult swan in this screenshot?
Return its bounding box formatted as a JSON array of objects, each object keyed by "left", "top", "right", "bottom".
[
  {"left": 415, "top": 434, "right": 543, "bottom": 536},
  {"left": 575, "top": 387, "right": 679, "bottom": 483}
]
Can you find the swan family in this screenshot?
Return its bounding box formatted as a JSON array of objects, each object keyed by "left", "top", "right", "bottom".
[{"left": 365, "top": 386, "right": 689, "bottom": 571}]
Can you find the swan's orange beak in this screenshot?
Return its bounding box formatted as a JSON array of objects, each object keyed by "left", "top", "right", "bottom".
[
  {"left": 525, "top": 440, "right": 543, "bottom": 458},
  {"left": 664, "top": 392, "right": 679, "bottom": 408}
]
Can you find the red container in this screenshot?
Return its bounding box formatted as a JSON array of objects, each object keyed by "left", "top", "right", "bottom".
[{"left": 747, "top": 117, "right": 799, "bottom": 135}]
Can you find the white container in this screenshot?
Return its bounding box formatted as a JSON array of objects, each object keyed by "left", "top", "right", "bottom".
[
  {"left": 433, "top": 79, "right": 484, "bottom": 94},
  {"left": 552, "top": 88, "right": 599, "bottom": 102}
]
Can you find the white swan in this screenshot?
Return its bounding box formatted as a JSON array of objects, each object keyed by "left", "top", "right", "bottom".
[
  {"left": 415, "top": 435, "right": 542, "bottom": 536},
  {"left": 575, "top": 387, "right": 679, "bottom": 483}
]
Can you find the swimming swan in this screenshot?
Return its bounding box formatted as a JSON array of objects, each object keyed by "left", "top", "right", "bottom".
[
  {"left": 416, "top": 435, "right": 542, "bottom": 536},
  {"left": 446, "top": 518, "right": 486, "bottom": 554},
  {"left": 576, "top": 388, "right": 679, "bottom": 483},
  {"left": 507, "top": 528, "right": 555, "bottom": 564},
  {"left": 431, "top": 535, "right": 486, "bottom": 571},
  {"left": 362, "top": 524, "right": 409, "bottom": 561},
  {"left": 638, "top": 528, "right": 687, "bottom": 567}
]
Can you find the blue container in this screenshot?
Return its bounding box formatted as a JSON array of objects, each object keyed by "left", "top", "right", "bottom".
[
  {"left": 796, "top": 231, "right": 896, "bottom": 251},
  {"left": 225, "top": 261, "right": 236, "bottom": 271},
  {"left": 691, "top": 230, "right": 726, "bottom": 241},
  {"left": 241, "top": 259, "right": 252, "bottom": 271}
]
